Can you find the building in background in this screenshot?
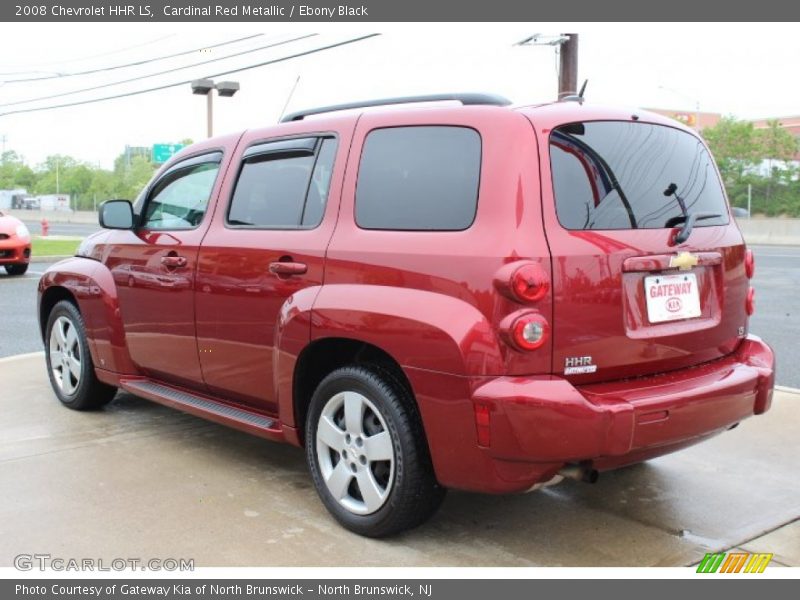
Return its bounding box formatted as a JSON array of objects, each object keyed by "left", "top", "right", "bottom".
[
  {"left": 646, "top": 107, "right": 721, "bottom": 130},
  {"left": 0, "top": 189, "right": 29, "bottom": 210}
]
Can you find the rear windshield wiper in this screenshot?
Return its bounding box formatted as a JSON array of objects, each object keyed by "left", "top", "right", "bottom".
[{"left": 665, "top": 212, "right": 722, "bottom": 244}]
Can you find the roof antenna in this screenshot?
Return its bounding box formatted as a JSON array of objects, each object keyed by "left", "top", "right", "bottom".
[
  {"left": 562, "top": 79, "right": 588, "bottom": 104},
  {"left": 277, "top": 75, "right": 301, "bottom": 123}
]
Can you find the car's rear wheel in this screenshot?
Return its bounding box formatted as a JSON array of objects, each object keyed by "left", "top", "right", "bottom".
[
  {"left": 45, "top": 300, "right": 117, "bottom": 410},
  {"left": 4, "top": 263, "right": 28, "bottom": 276},
  {"left": 305, "top": 365, "right": 445, "bottom": 537}
]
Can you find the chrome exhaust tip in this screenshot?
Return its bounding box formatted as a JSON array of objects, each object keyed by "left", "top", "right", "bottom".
[{"left": 558, "top": 464, "right": 599, "bottom": 484}]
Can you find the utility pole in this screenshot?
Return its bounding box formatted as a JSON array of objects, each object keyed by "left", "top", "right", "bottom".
[
  {"left": 514, "top": 34, "right": 577, "bottom": 100},
  {"left": 558, "top": 34, "right": 579, "bottom": 100}
]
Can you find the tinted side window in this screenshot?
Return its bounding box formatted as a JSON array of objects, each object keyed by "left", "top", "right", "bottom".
[
  {"left": 355, "top": 126, "right": 481, "bottom": 230},
  {"left": 142, "top": 162, "right": 219, "bottom": 230},
  {"left": 302, "top": 138, "right": 337, "bottom": 227},
  {"left": 550, "top": 121, "right": 730, "bottom": 230},
  {"left": 228, "top": 137, "right": 337, "bottom": 229}
]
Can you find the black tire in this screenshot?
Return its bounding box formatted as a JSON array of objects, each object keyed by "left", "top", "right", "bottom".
[
  {"left": 305, "top": 365, "right": 446, "bottom": 537},
  {"left": 5, "top": 263, "right": 28, "bottom": 276},
  {"left": 44, "top": 300, "right": 117, "bottom": 410}
]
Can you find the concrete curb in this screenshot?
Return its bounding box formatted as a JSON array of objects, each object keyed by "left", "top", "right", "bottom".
[
  {"left": 0, "top": 351, "right": 43, "bottom": 364},
  {"left": 30, "top": 255, "right": 71, "bottom": 263},
  {"left": 775, "top": 385, "right": 800, "bottom": 395}
]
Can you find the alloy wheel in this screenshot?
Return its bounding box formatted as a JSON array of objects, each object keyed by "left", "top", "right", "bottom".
[
  {"left": 49, "top": 315, "right": 82, "bottom": 396},
  {"left": 315, "top": 391, "right": 395, "bottom": 515}
]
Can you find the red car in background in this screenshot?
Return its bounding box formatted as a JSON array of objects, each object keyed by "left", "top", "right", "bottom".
[{"left": 0, "top": 211, "right": 31, "bottom": 275}]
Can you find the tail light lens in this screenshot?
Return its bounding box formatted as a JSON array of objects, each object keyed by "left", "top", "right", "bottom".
[
  {"left": 746, "top": 287, "right": 755, "bottom": 316},
  {"left": 510, "top": 313, "right": 550, "bottom": 351},
  {"left": 511, "top": 264, "right": 549, "bottom": 303},
  {"left": 745, "top": 249, "right": 755, "bottom": 279}
]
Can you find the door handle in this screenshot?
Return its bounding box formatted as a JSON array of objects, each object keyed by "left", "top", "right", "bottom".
[
  {"left": 269, "top": 261, "right": 307, "bottom": 276},
  {"left": 161, "top": 255, "right": 187, "bottom": 268}
]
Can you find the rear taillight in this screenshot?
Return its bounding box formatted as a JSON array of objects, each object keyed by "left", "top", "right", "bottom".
[
  {"left": 746, "top": 287, "right": 755, "bottom": 316},
  {"left": 473, "top": 402, "right": 491, "bottom": 447},
  {"left": 495, "top": 261, "right": 550, "bottom": 304},
  {"left": 509, "top": 312, "right": 549, "bottom": 351},
  {"left": 510, "top": 264, "right": 550, "bottom": 303},
  {"left": 745, "top": 249, "right": 755, "bottom": 279}
]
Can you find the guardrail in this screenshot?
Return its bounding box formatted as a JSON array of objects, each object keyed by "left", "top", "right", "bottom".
[{"left": 738, "top": 218, "right": 800, "bottom": 246}]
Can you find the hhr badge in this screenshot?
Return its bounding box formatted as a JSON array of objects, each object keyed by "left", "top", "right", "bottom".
[{"left": 564, "top": 356, "right": 597, "bottom": 375}]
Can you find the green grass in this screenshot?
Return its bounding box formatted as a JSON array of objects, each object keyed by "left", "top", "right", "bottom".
[{"left": 31, "top": 237, "right": 82, "bottom": 257}]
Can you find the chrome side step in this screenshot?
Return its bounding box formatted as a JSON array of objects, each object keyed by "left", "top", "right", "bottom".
[{"left": 120, "top": 379, "right": 282, "bottom": 440}]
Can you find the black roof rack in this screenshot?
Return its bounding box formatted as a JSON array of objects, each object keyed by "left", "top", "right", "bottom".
[{"left": 280, "top": 93, "right": 512, "bottom": 123}]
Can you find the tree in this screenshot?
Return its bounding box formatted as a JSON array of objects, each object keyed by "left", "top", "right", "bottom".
[
  {"left": 0, "top": 151, "right": 36, "bottom": 190},
  {"left": 702, "top": 117, "right": 762, "bottom": 185},
  {"left": 755, "top": 119, "right": 799, "bottom": 202},
  {"left": 704, "top": 117, "right": 800, "bottom": 216}
]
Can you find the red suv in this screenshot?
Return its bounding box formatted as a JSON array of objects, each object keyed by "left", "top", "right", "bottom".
[{"left": 38, "top": 94, "right": 775, "bottom": 537}]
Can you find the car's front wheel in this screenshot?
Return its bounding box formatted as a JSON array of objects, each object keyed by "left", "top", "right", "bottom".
[
  {"left": 4, "top": 263, "right": 28, "bottom": 276},
  {"left": 45, "top": 300, "right": 117, "bottom": 410},
  {"left": 305, "top": 365, "right": 445, "bottom": 537}
]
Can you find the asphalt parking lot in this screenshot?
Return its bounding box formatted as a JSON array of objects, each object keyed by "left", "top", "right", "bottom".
[{"left": 0, "top": 354, "right": 798, "bottom": 567}]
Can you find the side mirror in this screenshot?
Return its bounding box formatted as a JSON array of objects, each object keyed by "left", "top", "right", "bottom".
[{"left": 99, "top": 199, "right": 135, "bottom": 230}]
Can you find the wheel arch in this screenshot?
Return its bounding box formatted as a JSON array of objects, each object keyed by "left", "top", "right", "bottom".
[
  {"left": 38, "top": 258, "right": 137, "bottom": 375},
  {"left": 291, "top": 337, "right": 415, "bottom": 446},
  {"left": 39, "top": 286, "right": 79, "bottom": 340}
]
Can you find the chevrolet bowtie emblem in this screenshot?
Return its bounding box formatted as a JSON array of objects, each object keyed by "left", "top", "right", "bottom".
[{"left": 670, "top": 251, "right": 699, "bottom": 271}]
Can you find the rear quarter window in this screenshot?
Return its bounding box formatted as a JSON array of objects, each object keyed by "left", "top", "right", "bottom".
[
  {"left": 550, "top": 121, "right": 730, "bottom": 230},
  {"left": 355, "top": 126, "right": 481, "bottom": 231}
]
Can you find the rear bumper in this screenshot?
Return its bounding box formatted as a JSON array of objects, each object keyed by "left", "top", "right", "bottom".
[{"left": 460, "top": 335, "right": 774, "bottom": 492}]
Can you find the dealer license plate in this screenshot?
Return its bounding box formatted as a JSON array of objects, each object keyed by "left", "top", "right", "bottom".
[{"left": 644, "top": 272, "right": 701, "bottom": 323}]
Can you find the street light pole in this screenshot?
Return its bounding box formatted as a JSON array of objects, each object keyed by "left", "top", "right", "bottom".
[{"left": 191, "top": 79, "right": 240, "bottom": 138}]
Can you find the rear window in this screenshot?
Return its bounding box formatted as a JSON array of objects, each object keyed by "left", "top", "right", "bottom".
[
  {"left": 356, "top": 126, "right": 481, "bottom": 231},
  {"left": 550, "top": 121, "right": 730, "bottom": 230}
]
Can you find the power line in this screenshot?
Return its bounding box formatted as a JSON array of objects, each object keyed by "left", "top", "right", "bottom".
[
  {"left": 0, "top": 34, "right": 318, "bottom": 108},
  {"left": 0, "top": 35, "right": 176, "bottom": 74},
  {"left": 0, "top": 34, "right": 380, "bottom": 118},
  {"left": 0, "top": 34, "right": 264, "bottom": 84}
]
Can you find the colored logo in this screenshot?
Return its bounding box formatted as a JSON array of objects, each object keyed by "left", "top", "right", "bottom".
[
  {"left": 670, "top": 251, "right": 699, "bottom": 271},
  {"left": 696, "top": 552, "right": 773, "bottom": 573}
]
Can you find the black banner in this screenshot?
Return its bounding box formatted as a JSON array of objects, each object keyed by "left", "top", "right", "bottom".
[
  {"left": 4, "top": 579, "right": 798, "bottom": 600},
  {"left": 2, "top": 0, "right": 800, "bottom": 22}
]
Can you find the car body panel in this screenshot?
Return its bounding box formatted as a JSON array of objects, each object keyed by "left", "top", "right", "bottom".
[
  {"left": 522, "top": 104, "right": 750, "bottom": 385},
  {"left": 194, "top": 123, "right": 356, "bottom": 412},
  {"left": 0, "top": 212, "right": 32, "bottom": 266}
]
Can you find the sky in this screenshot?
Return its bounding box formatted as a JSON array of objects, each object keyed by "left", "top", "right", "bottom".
[{"left": 0, "top": 22, "right": 798, "bottom": 169}]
